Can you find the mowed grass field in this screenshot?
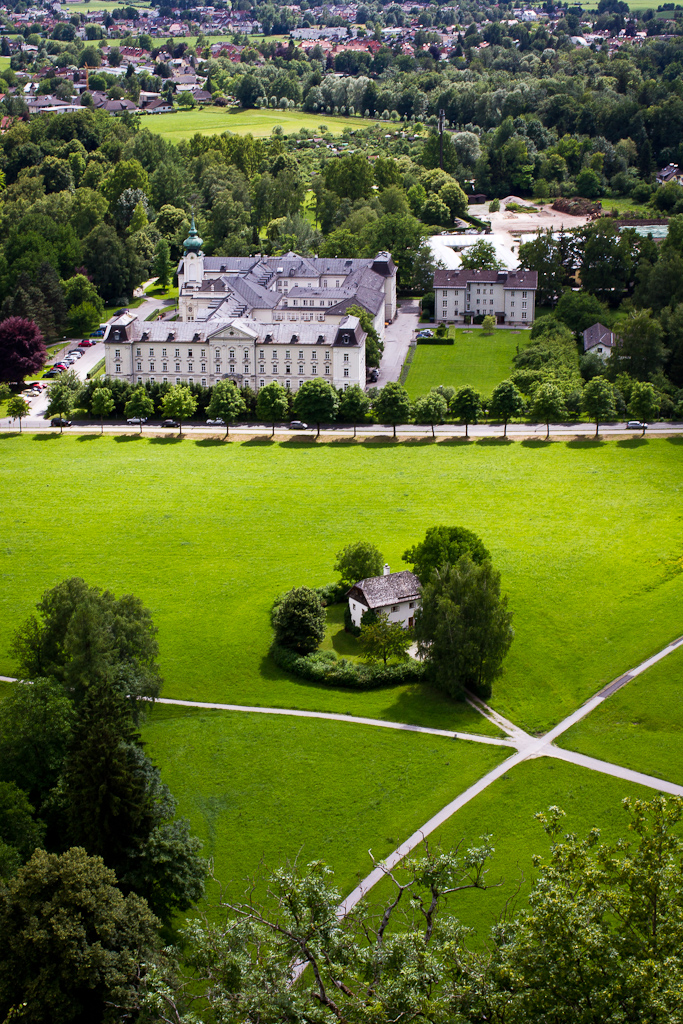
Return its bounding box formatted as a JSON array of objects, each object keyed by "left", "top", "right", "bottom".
[
  {"left": 404, "top": 328, "right": 531, "bottom": 400},
  {"left": 560, "top": 644, "right": 683, "bottom": 785},
  {"left": 367, "top": 758, "right": 673, "bottom": 942},
  {"left": 142, "top": 107, "right": 377, "bottom": 141},
  {"left": 1, "top": 434, "right": 682, "bottom": 736},
  {"left": 142, "top": 703, "right": 507, "bottom": 899}
]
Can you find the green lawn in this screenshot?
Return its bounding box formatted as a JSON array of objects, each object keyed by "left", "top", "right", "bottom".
[
  {"left": 142, "top": 106, "right": 378, "bottom": 142},
  {"left": 559, "top": 644, "right": 683, "bottom": 785},
  {"left": 367, "top": 757, "right": 672, "bottom": 942},
  {"left": 1, "top": 436, "right": 682, "bottom": 735},
  {"left": 404, "top": 328, "right": 531, "bottom": 400},
  {"left": 142, "top": 703, "right": 507, "bottom": 900},
  {"left": 601, "top": 197, "right": 658, "bottom": 217},
  {"left": 320, "top": 602, "right": 364, "bottom": 662}
]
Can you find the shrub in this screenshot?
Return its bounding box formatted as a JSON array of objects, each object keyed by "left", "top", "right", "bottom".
[
  {"left": 270, "top": 642, "right": 425, "bottom": 690},
  {"left": 272, "top": 587, "right": 326, "bottom": 654}
]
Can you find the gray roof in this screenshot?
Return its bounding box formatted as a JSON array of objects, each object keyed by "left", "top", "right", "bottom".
[
  {"left": 434, "top": 269, "right": 538, "bottom": 289},
  {"left": 348, "top": 570, "right": 422, "bottom": 610},
  {"left": 582, "top": 322, "right": 615, "bottom": 352}
]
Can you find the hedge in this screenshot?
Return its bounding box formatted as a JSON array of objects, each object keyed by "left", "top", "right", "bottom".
[
  {"left": 270, "top": 642, "right": 425, "bottom": 690},
  {"left": 416, "top": 338, "right": 454, "bottom": 345}
]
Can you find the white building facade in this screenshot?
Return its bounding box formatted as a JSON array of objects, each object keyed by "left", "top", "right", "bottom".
[
  {"left": 103, "top": 313, "right": 367, "bottom": 393},
  {"left": 433, "top": 268, "right": 538, "bottom": 326},
  {"left": 347, "top": 567, "right": 422, "bottom": 630}
]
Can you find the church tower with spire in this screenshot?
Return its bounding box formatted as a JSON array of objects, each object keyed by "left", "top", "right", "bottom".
[{"left": 182, "top": 214, "right": 204, "bottom": 292}]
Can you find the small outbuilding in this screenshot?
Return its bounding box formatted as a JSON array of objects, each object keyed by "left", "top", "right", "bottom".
[{"left": 347, "top": 565, "right": 422, "bottom": 629}]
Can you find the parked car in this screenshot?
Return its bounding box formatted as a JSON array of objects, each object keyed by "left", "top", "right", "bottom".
[
  {"left": 126, "top": 416, "right": 148, "bottom": 425},
  {"left": 90, "top": 329, "right": 105, "bottom": 338},
  {"left": 289, "top": 420, "right": 308, "bottom": 430},
  {"left": 367, "top": 368, "right": 379, "bottom": 382},
  {"left": 416, "top": 329, "right": 434, "bottom": 339},
  {"left": 53, "top": 363, "right": 68, "bottom": 371},
  {"left": 68, "top": 350, "right": 82, "bottom": 358},
  {"left": 79, "top": 339, "right": 94, "bottom": 347},
  {"left": 51, "top": 417, "right": 72, "bottom": 427},
  {"left": 26, "top": 381, "right": 47, "bottom": 390},
  {"left": 626, "top": 420, "right": 647, "bottom": 430},
  {"left": 44, "top": 369, "right": 62, "bottom": 378},
  {"left": 160, "top": 419, "right": 178, "bottom": 428},
  {"left": 206, "top": 418, "right": 225, "bottom": 426}
]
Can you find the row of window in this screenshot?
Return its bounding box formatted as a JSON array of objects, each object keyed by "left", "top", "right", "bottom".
[{"left": 116, "top": 365, "right": 352, "bottom": 379}]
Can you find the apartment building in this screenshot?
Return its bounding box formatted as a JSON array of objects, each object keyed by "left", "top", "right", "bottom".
[{"left": 432, "top": 268, "right": 538, "bottom": 326}]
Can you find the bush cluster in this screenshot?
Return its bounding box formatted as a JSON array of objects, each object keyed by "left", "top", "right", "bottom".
[{"left": 270, "top": 642, "right": 424, "bottom": 690}]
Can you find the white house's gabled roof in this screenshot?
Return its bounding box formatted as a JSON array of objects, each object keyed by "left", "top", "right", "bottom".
[{"left": 347, "top": 570, "right": 422, "bottom": 610}]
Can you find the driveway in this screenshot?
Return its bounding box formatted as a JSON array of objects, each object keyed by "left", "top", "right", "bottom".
[{"left": 375, "top": 298, "right": 420, "bottom": 387}]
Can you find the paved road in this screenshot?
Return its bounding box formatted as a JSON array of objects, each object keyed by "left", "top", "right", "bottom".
[{"left": 376, "top": 298, "right": 419, "bottom": 387}]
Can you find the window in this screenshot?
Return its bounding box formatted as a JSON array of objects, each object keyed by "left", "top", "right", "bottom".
[
  {"left": 299, "top": 350, "right": 304, "bottom": 359},
  {"left": 299, "top": 380, "right": 304, "bottom": 389},
  {"left": 260, "top": 379, "right": 265, "bottom": 388},
  {"left": 162, "top": 363, "right": 168, "bottom": 372},
  {"left": 201, "top": 349, "right": 206, "bottom": 358},
  {"left": 325, "top": 365, "right": 330, "bottom": 375},
  {"left": 522, "top": 312, "right": 527, "bottom": 319},
  {"left": 202, "top": 378, "right": 207, "bottom": 386},
  {"left": 201, "top": 363, "right": 206, "bottom": 372},
  {"left": 286, "top": 350, "right": 290, "bottom": 359},
  {"left": 150, "top": 377, "right": 155, "bottom": 383},
  {"left": 293, "top": 299, "right": 297, "bottom": 307},
  {"left": 229, "top": 349, "right": 235, "bottom": 359},
  {"left": 272, "top": 349, "right": 278, "bottom": 360},
  {"left": 175, "top": 349, "right": 180, "bottom": 358},
  {"left": 163, "top": 377, "right": 167, "bottom": 383},
  {"left": 522, "top": 301, "right": 527, "bottom": 309},
  {"left": 230, "top": 364, "right": 235, "bottom": 373},
  {"left": 343, "top": 368, "right": 349, "bottom": 377},
  {"left": 325, "top": 352, "right": 330, "bottom": 361},
  {"left": 137, "top": 362, "right": 142, "bottom": 371},
  {"left": 175, "top": 363, "right": 181, "bottom": 372},
  {"left": 259, "top": 350, "right": 265, "bottom": 359},
  {"left": 490, "top": 299, "right": 494, "bottom": 305},
  {"left": 286, "top": 365, "right": 291, "bottom": 374},
  {"left": 285, "top": 379, "right": 291, "bottom": 389},
  {"left": 149, "top": 348, "right": 154, "bottom": 357},
  {"left": 477, "top": 289, "right": 480, "bottom": 295},
  {"left": 335, "top": 280, "right": 339, "bottom": 287},
  {"left": 162, "top": 348, "right": 167, "bottom": 357},
  {"left": 344, "top": 382, "right": 349, "bottom": 390},
  {"left": 409, "top": 602, "right": 415, "bottom": 608},
  {"left": 311, "top": 350, "right": 317, "bottom": 360},
  {"left": 312, "top": 365, "right": 317, "bottom": 375},
  {"left": 522, "top": 290, "right": 527, "bottom": 298},
  {"left": 343, "top": 353, "right": 349, "bottom": 362},
  {"left": 511, "top": 301, "right": 515, "bottom": 307},
  {"left": 298, "top": 364, "right": 304, "bottom": 374},
  {"left": 115, "top": 349, "right": 121, "bottom": 359},
  {"left": 188, "top": 362, "right": 193, "bottom": 371},
  {"left": 176, "top": 378, "right": 181, "bottom": 385},
  {"left": 136, "top": 348, "right": 141, "bottom": 356},
  {"left": 115, "top": 364, "right": 121, "bottom": 373},
  {"left": 391, "top": 605, "right": 398, "bottom": 612},
  {"left": 260, "top": 364, "right": 265, "bottom": 373},
  {"left": 188, "top": 349, "right": 193, "bottom": 358},
  {"left": 150, "top": 362, "right": 155, "bottom": 371}
]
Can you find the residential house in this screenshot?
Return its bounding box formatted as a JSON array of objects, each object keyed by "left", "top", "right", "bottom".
[
  {"left": 582, "top": 322, "right": 616, "bottom": 360},
  {"left": 347, "top": 565, "right": 422, "bottom": 629},
  {"left": 433, "top": 268, "right": 538, "bottom": 326}
]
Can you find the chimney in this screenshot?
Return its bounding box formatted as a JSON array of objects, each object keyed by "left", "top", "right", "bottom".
[{"left": 383, "top": 564, "right": 390, "bottom": 576}]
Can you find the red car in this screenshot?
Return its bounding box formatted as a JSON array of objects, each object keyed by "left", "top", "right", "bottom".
[{"left": 79, "top": 339, "right": 94, "bottom": 347}]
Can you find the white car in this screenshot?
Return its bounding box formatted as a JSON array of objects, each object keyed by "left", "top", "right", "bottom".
[
  {"left": 206, "top": 418, "right": 225, "bottom": 426},
  {"left": 126, "top": 416, "right": 148, "bottom": 424}
]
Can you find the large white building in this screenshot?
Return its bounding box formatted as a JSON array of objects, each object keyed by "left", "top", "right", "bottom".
[
  {"left": 177, "top": 220, "right": 397, "bottom": 341},
  {"left": 433, "top": 268, "right": 538, "bottom": 326},
  {"left": 103, "top": 312, "right": 367, "bottom": 393}
]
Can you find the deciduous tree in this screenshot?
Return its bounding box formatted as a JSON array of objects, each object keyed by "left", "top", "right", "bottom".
[
  {"left": 152, "top": 237, "right": 172, "bottom": 289},
  {"left": 91, "top": 386, "right": 114, "bottom": 433},
  {"left": 293, "top": 378, "right": 338, "bottom": 437},
  {"left": 7, "top": 395, "right": 29, "bottom": 432},
  {"left": 531, "top": 380, "right": 566, "bottom": 438},
  {"left": 338, "top": 383, "right": 370, "bottom": 437},
  {"left": 161, "top": 384, "right": 197, "bottom": 436},
  {"left": 373, "top": 381, "right": 411, "bottom": 438},
  {"left": 334, "top": 540, "right": 383, "bottom": 587},
  {"left": 628, "top": 380, "right": 659, "bottom": 433},
  {"left": 415, "top": 555, "right": 513, "bottom": 699},
  {"left": 273, "top": 587, "right": 326, "bottom": 655},
  {"left": 206, "top": 379, "right": 246, "bottom": 438},
  {"left": 489, "top": 379, "right": 524, "bottom": 437},
  {"left": 256, "top": 380, "right": 289, "bottom": 436},
  {"left": 360, "top": 612, "right": 413, "bottom": 665},
  {"left": 460, "top": 239, "right": 503, "bottom": 270},
  {"left": 451, "top": 384, "right": 482, "bottom": 438},
  {"left": 582, "top": 375, "right": 616, "bottom": 437},
  {"left": 124, "top": 385, "right": 154, "bottom": 432},
  {"left": 45, "top": 381, "right": 74, "bottom": 432},
  {"left": 412, "top": 390, "right": 447, "bottom": 436},
  {"left": 0, "top": 317, "right": 46, "bottom": 384},
  {"left": 403, "top": 525, "right": 490, "bottom": 584}
]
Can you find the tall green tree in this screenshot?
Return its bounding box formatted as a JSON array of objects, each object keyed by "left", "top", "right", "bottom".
[
  {"left": 582, "top": 375, "right": 616, "bottom": 438},
  {"left": 45, "top": 382, "right": 74, "bottom": 432},
  {"left": 256, "top": 380, "right": 289, "bottom": 436},
  {"left": 614, "top": 309, "right": 668, "bottom": 381},
  {"left": 628, "top": 380, "right": 659, "bottom": 433},
  {"left": 412, "top": 390, "right": 447, "bottom": 437},
  {"left": 10, "top": 577, "right": 161, "bottom": 714},
  {"left": 293, "top": 378, "right": 339, "bottom": 437},
  {"left": 152, "top": 237, "right": 172, "bottom": 290},
  {"left": 415, "top": 555, "right": 513, "bottom": 699},
  {"left": 334, "top": 540, "right": 383, "bottom": 587},
  {"left": 403, "top": 525, "right": 490, "bottom": 584},
  {"left": 460, "top": 240, "right": 503, "bottom": 270},
  {"left": 373, "top": 381, "right": 411, "bottom": 439},
  {"left": 359, "top": 613, "right": 413, "bottom": 666},
  {"left": 0, "top": 847, "right": 160, "bottom": 1024},
  {"left": 91, "top": 386, "right": 115, "bottom": 433},
  {"left": 161, "top": 384, "right": 197, "bottom": 436},
  {"left": 451, "top": 384, "right": 482, "bottom": 438},
  {"left": 124, "top": 386, "right": 154, "bottom": 432},
  {"left": 206, "top": 379, "right": 246, "bottom": 438},
  {"left": 338, "top": 383, "right": 370, "bottom": 437},
  {"left": 489, "top": 379, "right": 524, "bottom": 437},
  {"left": 531, "top": 380, "right": 566, "bottom": 439},
  {"left": 7, "top": 395, "right": 30, "bottom": 432},
  {"left": 273, "top": 586, "right": 326, "bottom": 655},
  {"left": 0, "top": 781, "right": 45, "bottom": 878}
]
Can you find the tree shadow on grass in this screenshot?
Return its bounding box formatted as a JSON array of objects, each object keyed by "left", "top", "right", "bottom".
[
  {"left": 616, "top": 437, "right": 648, "bottom": 449},
  {"left": 77, "top": 433, "right": 104, "bottom": 442},
  {"left": 403, "top": 437, "right": 437, "bottom": 446},
  {"left": 243, "top": 437, "right": 276, "bottom": 446},
  {"left": 667, "top": 435, "right": 683, "bottom": 445},
  {"left": 279, "top": 439, "right": 319, "bottom": 449},
  {"left": 520, "top": 438, "right": 553, "bottom": 448},
  {"left": 113, "top": 433, "right": 145, "bottom": 442},
  {"left": 195, "top": 437, "right": 227, "bottom": 447},
  {"left": 326, "top": 438, "right": 359, "bottom": 448},
  {"left": 476, "top": 436, "right": 514, "bottom": 447},
  {"left": 32, "top": 432, "right": 59, "bottom": 440},
  {"left": 359, "top": 434, "right": 401, "bottom": 446},
  {"left": 565, "top": 438, "right": 606, "bottom": 449},
  {"left": 149, "top": 435, "right": 184, "bottom": 444},
  {"left": 437, "top": 437, "right": 472, "bottom": 447}
]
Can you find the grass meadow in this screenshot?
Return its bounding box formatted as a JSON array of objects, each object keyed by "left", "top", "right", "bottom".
[
  {"left": 142, "top": 107, "right": 377, "bottom": 142},
  {"left": 142, "top": 702, "right": 507, "bottom": 900},
  {"left": 560, "top": 644, "right": 683, "bottom": 785},
  {"left": 1, "top": 434, "right": 682, "bottom": 736},
  {"left": 404, "top": 328, "right": 530, "bottom": 400},
  {"left": 367, "top": 757, "right": 671, "bottom": 942}
]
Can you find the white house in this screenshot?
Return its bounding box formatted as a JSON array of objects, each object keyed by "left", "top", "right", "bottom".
[
  {"left": 347, "top": 566, "right": 422, "bottom": 629},
  {"left": 433, "top": 268, "right": 538, "bottom": 326},
  {"left": 582, "top": 322, "right": 616, "bottom": 361}
]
